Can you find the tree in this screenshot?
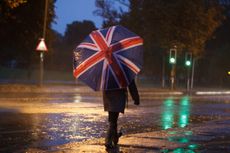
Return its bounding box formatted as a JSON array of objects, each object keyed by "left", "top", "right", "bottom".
[
  {"left": 53, "top": 20, "right": 96, "bottom": 72},
  {"left": 0, "top": 0, "right": 56, "bottom": 69},
  {"left": 64, "top": 20, "right": 96, "bottom": 47},
  {"left": 93, "top": 0, "right": 225, "bottom": 87},
  {"left": 0, "top": 0, "right": 27, "bottom": 18},
  {"left": 1, "top": 0, "right": 27, "bottom": 9},
  {"left": 120, "top": 0, "right": 224, "bottom": 77},
  {"left": 94, "top": 0, "right": 124, "bottom": 27},
  {"left": 137, "top": 0, "right": 223, "bottom": 55},
  {"left": 199, "top": 5, "right": 230, "bottom": 87}
]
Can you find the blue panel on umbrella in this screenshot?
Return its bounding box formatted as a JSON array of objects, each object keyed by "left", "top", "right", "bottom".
[
  {"left": 120, "top": 62, "right": 136, "bottom": 84},
  {"left": 99, "top": 28, "right": 109, "bottom": 38},
  {"left": 111, "top": 26, "right": 137, "bottom": 44},
  {"left": 73, "top": 49, "right": 96, "bottom": 67},
  {"left": 117, "top": 46, "right": 143, "bottom": 68},
  {"left": 106, "top": 68, "right": 120, "bottom": 90},
  {"left": 78, "top": 60, "right": 104, "bottom": 90},
  {"left": 84, "top": 35, "right": 95, "bottom": 44}
]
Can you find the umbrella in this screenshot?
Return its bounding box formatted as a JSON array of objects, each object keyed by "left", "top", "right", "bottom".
[{"left": 73, "top": 25, "right": 143, "bottom": 91}]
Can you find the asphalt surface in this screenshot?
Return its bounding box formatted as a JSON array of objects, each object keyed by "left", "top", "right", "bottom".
[{"left": 0, "top": 84, "right": 230, "bottom": 153}]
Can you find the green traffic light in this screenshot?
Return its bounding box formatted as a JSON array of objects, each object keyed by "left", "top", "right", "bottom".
[
  {"left": 185, "top": 53, "right": 192, "bottom": 67},
  {"left": 185, "top": 60, "right": 191, "bottom": 66},
  {"left": 170, "top": 58, "right": 176, "bottom": 64},
  {"left": 169, "top": 49, "right": 177, "bottom": 64}
]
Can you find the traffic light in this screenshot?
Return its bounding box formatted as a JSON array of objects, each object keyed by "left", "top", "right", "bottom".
[
  {"left": 185, "top": 52, "right": 192, "bottom": 67},
  {"left": 169, "top": 49, "right": 177, "bottom": 64}
]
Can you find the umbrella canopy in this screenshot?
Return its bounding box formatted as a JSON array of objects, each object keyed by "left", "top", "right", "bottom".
[{"left": 73, "top": 25, "right": 143, "bottom": 91}]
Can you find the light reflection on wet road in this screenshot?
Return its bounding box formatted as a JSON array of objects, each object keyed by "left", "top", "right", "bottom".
[{"left": 1, "top": 86, "right": 230, "bottom": 152}]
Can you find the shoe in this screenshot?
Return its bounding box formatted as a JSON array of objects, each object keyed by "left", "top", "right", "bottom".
[
  {"left": 105, "top": 143, "right": 114, "bottom": 151},
  {"left": 105, "top": 125, "right": 114, "bottom": 150},
  {"left": 112, "top": 130, "right": 122, "bottom": 145}
]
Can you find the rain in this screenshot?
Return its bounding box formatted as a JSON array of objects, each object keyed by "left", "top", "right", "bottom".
[{"left": 1, "top": 0, "right": 230, "bottom": 152}]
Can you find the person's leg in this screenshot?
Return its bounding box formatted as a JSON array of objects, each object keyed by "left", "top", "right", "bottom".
[
  {"left": 105, "top": 111, "right": 119, "bottom": 148},
  {"left": 109, "top": 112, "right": 121, "bottom": 145},
  {"left": 108, "top": 111, "right": 119, "bottom": 129}
]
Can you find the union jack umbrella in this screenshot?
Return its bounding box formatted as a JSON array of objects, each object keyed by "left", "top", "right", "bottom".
[{"left": 73, "top": 25, "right": 143, "bottom": 91}]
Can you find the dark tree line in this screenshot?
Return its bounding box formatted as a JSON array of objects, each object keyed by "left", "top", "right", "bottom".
[
  {"left": 200, "top": 5, "right": 230, "bottom": 87},
  {"left": 0, "top": 0, "right": 96, "bottom": 78},
  {"left": 51, "top": 20, "right": 96, "bottom": 72},
  {"left": 0, "top": 0, "right": 55, "bottom": 69},
  {"left": 1, "top": 0, "right": 230, "bottom": 87},
  {"left": 95, "top": 0, "right": 230, "bottom": 87}
]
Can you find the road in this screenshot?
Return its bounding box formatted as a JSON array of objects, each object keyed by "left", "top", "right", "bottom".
[{"left": 0, "top": 84, "right": 230, "bottom": 152}]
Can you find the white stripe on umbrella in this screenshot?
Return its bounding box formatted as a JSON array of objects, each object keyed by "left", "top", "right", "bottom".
[
  {"left": 74, "top": 53, "right": 104, "bottom": 78},
  {"left": 111, "top": 36, "right": 143, "bottom": 53},
  {"left": 106, "top": 26, "right": 116, "bottom": 46},
  {"left": 116, "top": 54, "right": 140, "bottom": 74},
  {"left": 97, "top": 30, "right": 109, "bottom": 47},
  {"left": 100, "top": 60, "right": 109, "bottom": 90},
  {"left": 77, "top": 42, "right": 98, "bottom": 51}
]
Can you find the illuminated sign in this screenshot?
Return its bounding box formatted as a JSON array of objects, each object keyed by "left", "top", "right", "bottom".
[{"left": 36, "top": 38, "right": 48, "bottom": 51}]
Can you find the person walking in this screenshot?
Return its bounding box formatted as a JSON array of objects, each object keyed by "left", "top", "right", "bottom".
[
  {"left": 103, "top": 79, "right": 140, "bottom": 150},
  {"left": 72, "top": 25, "right": 143, "bottom": 151}
]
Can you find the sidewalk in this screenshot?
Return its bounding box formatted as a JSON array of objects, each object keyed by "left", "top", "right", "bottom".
[{"left": 26, "top": 119, "right": 230, "bottom": 153}]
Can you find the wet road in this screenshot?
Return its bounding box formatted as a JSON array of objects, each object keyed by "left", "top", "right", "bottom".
[{"left": 0, "top": 85, "right": 230, "bottom": 152}]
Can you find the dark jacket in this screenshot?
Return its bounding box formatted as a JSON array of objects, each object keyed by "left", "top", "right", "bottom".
[{"left": 103, "top": 80, "right": 139, "bottom": 113}]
